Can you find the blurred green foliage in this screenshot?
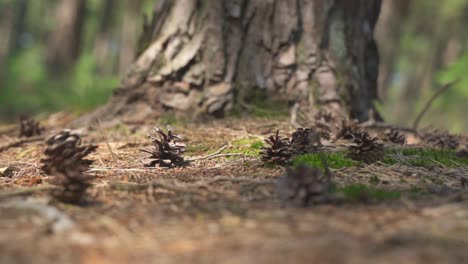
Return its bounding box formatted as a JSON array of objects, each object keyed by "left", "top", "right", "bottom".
[
  {"left": 1, "top": 49, "right": 118, "bottom": 117},
  {"left": 378, "top": 1, "right": 468, "bottom": 133},
  {"left": 0, "top": 0, "right": 154, "bottom": 121}
]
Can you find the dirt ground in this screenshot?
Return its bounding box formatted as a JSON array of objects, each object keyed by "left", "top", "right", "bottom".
[{"left": 1, "top": 116, "right": 468, "bottom": 264}]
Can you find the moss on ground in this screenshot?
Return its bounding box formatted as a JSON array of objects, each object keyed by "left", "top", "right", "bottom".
[
  {"left": 229, "top": 138, "right": 265, "bottom": 156},
  {"left": 383, "top": 147, "right": 468, "bottom": 168},
  {"left": 339, "top": 184, "right": 401, "bottom": 202},
  {"left": 185, "top": 143, "right": 215, "bottom": 155},
  {"left": 292, "top": 152, "right": 360, "bottom": 170}
]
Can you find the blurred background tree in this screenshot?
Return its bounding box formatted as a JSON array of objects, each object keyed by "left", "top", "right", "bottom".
[
  {"left": 376, "top": 0, "right": 468, "bottom": 132},
  {"left": 0, "top": 0, "right": 154, "bottom": 117},
  {"left": 0, "top": 0, "right": 467, "bottom": 132}
]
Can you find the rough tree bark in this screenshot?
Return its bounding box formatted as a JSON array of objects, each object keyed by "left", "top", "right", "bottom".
[{"left": 87, "top": 0, "right": 381, "bottom": 124}]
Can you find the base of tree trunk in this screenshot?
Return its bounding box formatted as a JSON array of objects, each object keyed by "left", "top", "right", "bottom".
[{"left": 75, "top": 0, "right": 382, "bottom": 127}]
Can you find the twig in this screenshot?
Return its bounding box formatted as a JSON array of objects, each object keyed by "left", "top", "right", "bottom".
[
  {"left": 96, "top": 119, "right": 120, "bottom": 162},
  {"left": 412, "top": 80, "right": 459, "bottom": 131},
  {"left": 202, "top": 176, "right": 274, "bottom": 186},
  {"left": 0, "top": 185, "right": 55, "bottom": 200},
  {"left": 189, "top": 153, "right": 246, "bottom": 161},
  {"left": 88, "top": 167, "right": 164, "bottom": 172},
  {"left": 184, "top": 145, "right": 246, "bottom": 162},
  {"left": 0, "top": 135, "right": 44, "bottom": 153},
  {"left": 185, "top": 145, "right": 228, "bottom": 161}
]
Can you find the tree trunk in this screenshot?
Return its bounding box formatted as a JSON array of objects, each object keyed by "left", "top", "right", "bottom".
[
  {"left": 93, "top": 0, "right": 115, "bottom": 74},
  {"left": 7, "top": 0, "right": 28, "bottom": 57},
  {"left": 375, "top": 0, "right": 409, "bottom": 100},
  {"left": 118, "top": 0, "right": 142, "bottom": 75},
  {"left": 87, "top": 0, "right": 381, "bottom": 124},
  {"left": 46, "top": 0, "right": 86, "bottom": 73}
]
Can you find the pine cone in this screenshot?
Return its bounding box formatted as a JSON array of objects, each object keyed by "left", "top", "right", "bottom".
[
  {"left": 423, "top": 131, "right": 459, "bottom": 149},
  {"left": 49, "top": 168, "right": 94, "bottom": 204},
  {"left": 260, "top": 130, "right": 294, "bottom": 165},
  {"left": 314, "top": 110, "right": 334, "bottom": 123},
  {"left": 456, "top": 149, "right": 468, "bottom": 159},
  {"left": 277, "top": 164, "right": 334, "bottom": 206},
  {"left": 291, "top": 128, "right": 322, "bottom": 154},
  {"left": 19, "top": 116, "right": 44, "bottom": 138},
  {"left": 41, "top": 129, "right": 98, "bottom": 174},
  {"left": 461, "top": 177, "right": 468, "bottom": 189},
  {"left": 311, "top": 111, "right": 334, "bottom": 140},
  {"left": 348, "top": 132, "right": 384, "bottom": 164},
  {"left": 335, "top": 119, "right": 360, "bottom": 140},
  {"left": 140, "top": 126, "right": 186, "bottom": 167},
  {"left": 384, "top": 129, "right": 405, "bottom": 145}
]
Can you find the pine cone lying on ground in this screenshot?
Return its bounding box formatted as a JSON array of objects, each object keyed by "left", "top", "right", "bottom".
[
  {"left": 49, "top": 168, "right": 94, "bottom": 204},
  {"left": 312, "top": 111, "right": 334, "bottom": 139},
  {"left": 41, "top": 129, "right": 98, "bottom": 174},
  {"left": 291, "top": 128, "right": 322, "bottom": 154},
  {"left": 335, "top": 119, "right": 361, "bottom": 140},
  {"left": 277, "top": 164, "right": 334, "bottom": 207},
  {"left": 423, "top": 131, "right": 459, "bottom": 149},
  {"left": 456, "top": 149, "right": 468, "bottom": 159},
  {"left": 40, "top": 129, "right": 97, "bottom": 205},
  {"left": 19, "top": 116, "right": 44, "bottom": 138},
  {"left": 348, "top": 131, "right": 384, "bottom": 164},
  {"left": 140, "top": 126, "right": 186, "bottom": 167},
  {"left": 260, "top": 130, "right": 294, "bottom": 165},
  {"left": 384, "top": 129, "right": 405, "bottom": 145},
  {"left": 314, "top": 110, "right": 334, "bottom": 124}
]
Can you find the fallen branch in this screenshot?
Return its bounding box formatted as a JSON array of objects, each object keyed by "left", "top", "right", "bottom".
[
  {"left": 109, "top": 177, "right": 274, "bottom": 194},
  {"left": 412, "top": 80, "right": 459, "bottom": 131},
  {"left": 0, "top": 199, "right": 75, "bottom": 233},
  {"left": 0, "top": 185, "right": 55, "bottom": 200},
  {"left": 109, "top": 181, "right": 201, "bottom": 195},
  {"left": 202, "top": 176, "right": 274, "bottom": 186},
  {"left": 0, "top": 135, "right": 45, "bottom": 153}
]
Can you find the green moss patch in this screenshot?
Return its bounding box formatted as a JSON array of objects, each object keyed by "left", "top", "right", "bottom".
[
  {"left": 383, "top": 148, "right": 468, "bottom": 168},
  {"left": 339, "top": 184, "right": 401, "bottom": 202},
  {"left": 229, "top": 138, "right": 265, "bottom": 156},
  {"left": 292, "top": 152, "right": 359, "bottom": 170},
  {"left": 185, "top": 143, "right": 215, "bottom": 155}
]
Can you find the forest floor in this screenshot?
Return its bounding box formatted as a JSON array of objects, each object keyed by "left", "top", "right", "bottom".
[{"left": 1, "top": 114, "right": 468, "bottom": 264}]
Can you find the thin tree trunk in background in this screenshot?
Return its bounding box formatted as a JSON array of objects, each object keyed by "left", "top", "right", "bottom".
[
  {"left": 118, "top": 0, "right": 142, "bottom": 75},
  {"left": 46, "top": 0, "right": 86, "bottom": 72},
  {"left": 79, "top": 0, "right": 382, "bottom": 125},
  {"left": 93, "top": 0, "right": 114, "bottom": 74},
  {"left": 375, "top": 0, "right": 409, "bottom": 99},
  {"left": 0, "top": 2, "right": 14, "bottom": 83},
  {"left": 7, "top": 0, "right": 28, "bottom": 57}
]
